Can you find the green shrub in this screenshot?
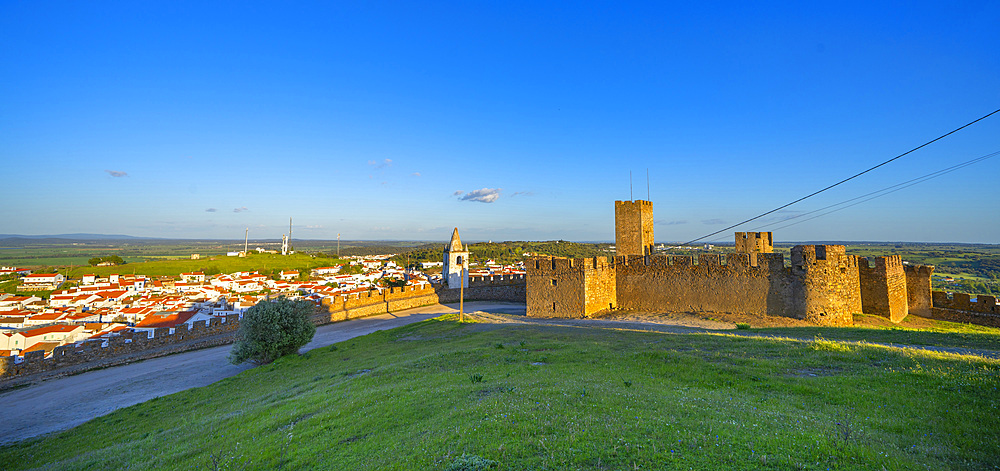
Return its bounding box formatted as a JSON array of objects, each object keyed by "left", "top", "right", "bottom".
[
  {"left": 229, "top": 297, "right": 317, "bottom": 365},
  {"left": 445, "top": 454, "right": 498, "bottom": 471},
  {"left": 736, "top": 322, "right": 751, "bottom": 330}
]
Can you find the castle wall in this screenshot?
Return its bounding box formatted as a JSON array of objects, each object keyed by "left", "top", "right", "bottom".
[
  {"left": 789, "top": 245, "right": 859, "bottom": 326},
  {"left": 584, "top": 257, "right": 617, "bottom": 315},
  {"left": 0, "top": 314, "right": 241, "bottom": 387},
  {"left": 858, "top": 255, "right": 908, "bottom": 322},
  {"left": 527, "top": 257, "right": 587, "bottom": 318},
  {"left": 615, "top": 200, "right": 654, "bottom": 256},
  {"left": 904, "top": 264, "right": 934, "bottom": 317},
  {"left": 735, "top": 232, "right": 773, "bottom": 253},
  {"left": 614, "top": 252, "right": 792, "bottom": 317}
]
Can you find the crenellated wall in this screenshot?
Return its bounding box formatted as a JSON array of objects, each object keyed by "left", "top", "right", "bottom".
[
  {"left": 527, "top": 257, "right": 614, "bottom": 318},
  {"left": 321, "top": 276, "right": 527, "bottom": 323},
  {"left": 0, "top": 314, "right": 241, "bottom": 386},
  {"left": 858, "top": 255, "right": 908, "bottom": 322},
  {"left": 787, "top": 245, "right": 858, "bottom": 326},
  {"left": 904, "top": 264, "right": 934, "bottom": 316},
  {"left": 527, "top": 245, "right": 864, "bottom": 326},
  {"left": 929, "top": 291, "right": 1000, "bottom": 327},
  {"left": 615, "top": 252, "right": 790, "bottom": 317}
]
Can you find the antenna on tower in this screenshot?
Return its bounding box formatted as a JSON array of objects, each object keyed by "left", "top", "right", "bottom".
[
  {"left": 629, "top": 171, "right": 633, "bottom": 201},
  {"left": 646, "top": 168, "right": 650, "bottom": 201},
  {"left": 244, "top": 228, "right": 249, "bottom": 256},
  {"left": 288, "top": 217, "right": 292, "bottom": 255}
]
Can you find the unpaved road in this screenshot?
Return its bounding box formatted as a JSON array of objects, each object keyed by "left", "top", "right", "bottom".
[{"left": 0, "top": 302, "right": 519, "bottom": 446}]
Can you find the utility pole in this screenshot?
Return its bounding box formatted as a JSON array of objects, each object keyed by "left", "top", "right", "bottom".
[
  {"left": 337, "top": 233, "right": 341, "bottom": 258},
  {"left": 459, "top": 266, "right": 465, "bottom": 323},
  {"left": 244, "top": 228, "right": 249, "bottom": 256}
]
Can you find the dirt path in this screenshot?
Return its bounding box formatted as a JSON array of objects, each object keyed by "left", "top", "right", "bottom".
[{"left": 0, "top": 302, "right": 505, "bottom": 446}]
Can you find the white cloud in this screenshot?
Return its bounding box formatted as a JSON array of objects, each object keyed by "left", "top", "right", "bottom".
[
  {"left": 233, "top": 207, "right": 249, "bottom": 213},
  {"left": 367, "top": 158, "right": 392, "bottom": 169},
  {"left": 510, "top": 191, "right": 534, "bottom": 197},
  {"left": 205, "top": 208, "right": 218, "bottom": 212},
  {"left": 105, "top": 170, "right": 128, "bottom": 177},
  {"left": 459, "top": 188, "right": 502, "bottom": 203},
  {"left": 412, "top": 172, "right": 421, "bottom": 177}
]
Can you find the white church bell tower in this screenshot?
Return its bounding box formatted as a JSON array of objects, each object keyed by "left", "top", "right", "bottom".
[{"left": 443, "top": 227, "right": 469, "bottom": 289}]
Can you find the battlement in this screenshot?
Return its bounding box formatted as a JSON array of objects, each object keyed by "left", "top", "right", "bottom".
[
  {"left": 386, "top": 283, "right": 435, "bottom": 299},
  {"left": 903, "top": 264, "right": 934, "bottom": 276},
  {"left": 932, "top": 291, "right": 999, "bottom": 315},
  {"left": 791, "top": 245, "right": 849, "bottom": 266},
  {"left": 735, "top": 232, "right": 773, "bottom": 253},
  {"left": 859, "top": 255, "right": 903, "bottom": 269},
  {"left": 1, "top": 314, "right": 240, "bottom": 384},
  {"left": 469, "top": 273, "right": 527, "bottom": 286},
  {"left": 614, "top": 200, "right": 652, "bottom": 207},
  {"left": 529, "top": 256, "right": 613, "bottom": 274}
]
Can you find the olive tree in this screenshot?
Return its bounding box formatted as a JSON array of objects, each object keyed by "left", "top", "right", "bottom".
[{"left": 229, "top": 297, "right": 317, "bottom": 365}]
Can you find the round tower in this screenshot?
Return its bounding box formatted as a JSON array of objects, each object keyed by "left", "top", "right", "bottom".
[{"left": 790, "top": 245, "right": 859, "bottom": 326}]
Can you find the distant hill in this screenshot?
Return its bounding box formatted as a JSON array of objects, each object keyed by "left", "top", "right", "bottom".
[{"left": 0, "top": 233, "right": 157, "bottom": 241}]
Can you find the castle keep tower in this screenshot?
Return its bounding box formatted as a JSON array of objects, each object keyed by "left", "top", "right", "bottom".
[
  {"left": 443, "top": 228, "right": 469, "bottom": 289},
  {"left": 735, "top": 232, "right": 773, "bottom": 253},
  {"left": 615, "top": 200, "right": 654, "bottom": 256}
]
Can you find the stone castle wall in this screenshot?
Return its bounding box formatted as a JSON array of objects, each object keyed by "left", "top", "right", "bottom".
[
  {"left": 527, "top": 257, "right": 614, "bottom": 318},
  {"left": 615, "top": 252, "right": 789, "bottom": 317},
  {"left": 858, "top": 255, "right": 908, "bottom": 322},
  {"left": 929, "top": 291, "right": 1000, "bottom": 327},
  {"left": 904, "top": 264, "right": 934, "bottom": 317},
  {"left": 1, "top": 276, "right": 526, "bottom": 386},
  {"left": 528, "top": 245, "right": 867, "bottom": 326},
  {"left": 0, "top": 314, "right": 241, "bottom": 387}
]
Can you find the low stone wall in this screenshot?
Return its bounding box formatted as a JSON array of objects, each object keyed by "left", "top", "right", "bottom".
[
  {"left": 0, "top": 315, "right": 240, "bottom": 388},
  {"left": 927, "top": 307, "right": 1000, "bottom": 328},
  {"left": 0, "top": 277, "right": 527, "bottom": 387},
  {"left": 321, "top": 276, "right": 527, "bottom": 321},
  {"left": 925, "top": 291, "right": 1000, "bottom": 327}
]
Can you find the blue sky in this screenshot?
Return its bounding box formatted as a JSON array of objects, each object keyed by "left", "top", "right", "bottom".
[{"left": 2, "top": 1, "right": 998, "bottom": 243}]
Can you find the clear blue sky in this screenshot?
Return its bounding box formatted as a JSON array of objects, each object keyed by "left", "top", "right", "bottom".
[{"left": 2, "top": 1, "right": 998, "bottom": 243}]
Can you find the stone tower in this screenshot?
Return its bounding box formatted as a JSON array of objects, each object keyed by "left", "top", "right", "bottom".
[
  {"left": 735, "top": 232, "right": 773, "bottom": 253},
  {"left": 615, "top": 200, "right": 654, "bottom": 256},
  {"left": 443, "top": 228, "right": 469, "bottom": 289}
]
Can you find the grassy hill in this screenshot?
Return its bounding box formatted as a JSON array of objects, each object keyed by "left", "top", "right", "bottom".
[{"left": 2, "top": 316, "right": 998, "bottom": 470}]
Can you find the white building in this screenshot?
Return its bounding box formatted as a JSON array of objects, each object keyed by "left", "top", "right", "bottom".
[{"left": 442, "top": 228, "right": 469, "bottom": 289}]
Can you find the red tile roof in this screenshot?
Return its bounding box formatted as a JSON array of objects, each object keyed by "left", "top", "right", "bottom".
[
  {"left": 134, "top": 310, "right": 198, "bottom": 329},
  {"left": 20, "top": 324, "right": 83, "bottom": 338}
]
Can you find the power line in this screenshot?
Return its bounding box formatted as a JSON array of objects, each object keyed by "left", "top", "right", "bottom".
[
  {"left": 704, "top": 149, "right": 1000, "bottom": 242},
  {"left": 759, "top": 149, "right": 1000, "bottom": 234},
  {"left": 682, "top": 107, "right": 1000, "bottom": 245}
]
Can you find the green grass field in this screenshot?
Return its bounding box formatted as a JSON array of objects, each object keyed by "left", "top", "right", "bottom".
[
  {"left": 57, "top": 253, "right": 346, "bottom": 278},
  {"left": 3, "top": 315, "right": 998, "bottom": 470}
]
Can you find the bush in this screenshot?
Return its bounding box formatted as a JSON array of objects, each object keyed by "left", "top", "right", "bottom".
[
  {"left": 229, "top": 297, "right": 317, "bottom": 365},
  {"left": 445, "top": 454, "right": 498, "bottom": 471}
]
